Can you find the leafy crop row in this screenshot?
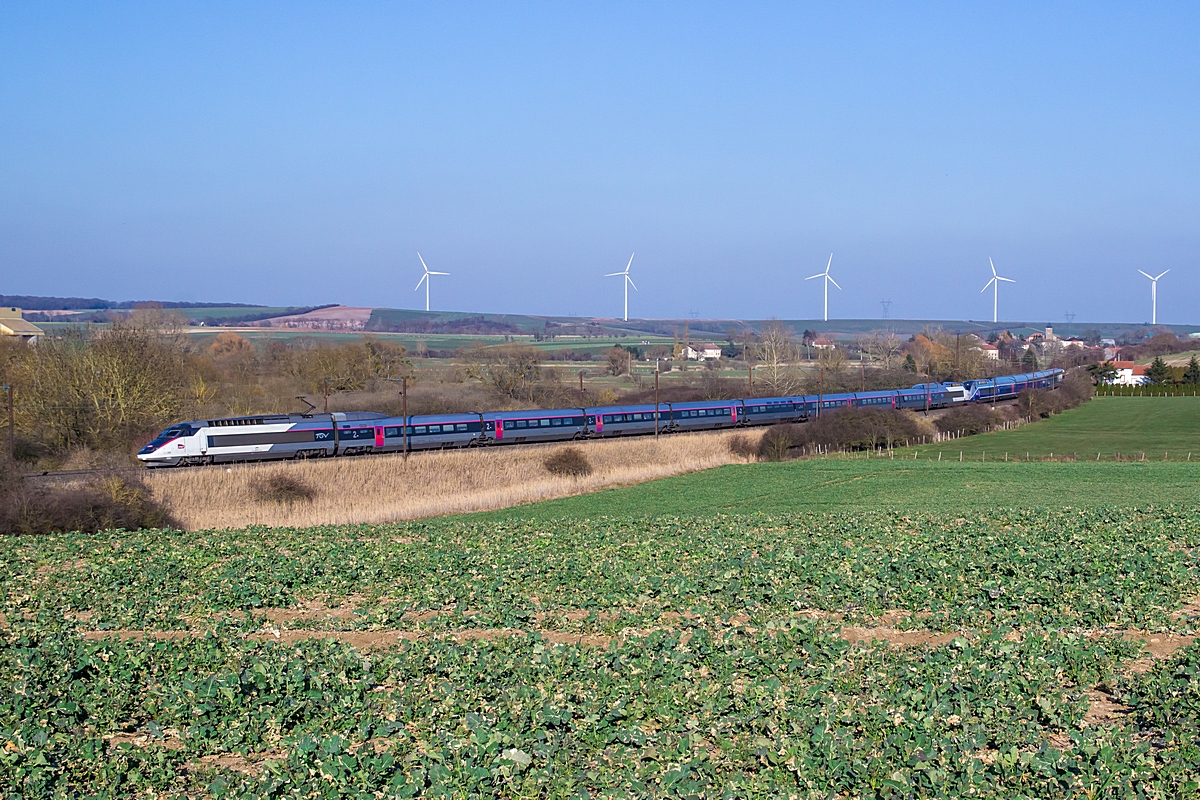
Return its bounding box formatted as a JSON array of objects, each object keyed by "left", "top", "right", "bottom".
[
  {"left": 5, "top": 620, "right": 1199, "bottom": 798},
  {"left": 5, "top": 508, "right": 1199, "bottom": 634}
]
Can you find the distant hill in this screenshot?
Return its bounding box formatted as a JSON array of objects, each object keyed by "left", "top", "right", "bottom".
[{"left": 0, "top": 295, "right": 265, "bottom": 311}]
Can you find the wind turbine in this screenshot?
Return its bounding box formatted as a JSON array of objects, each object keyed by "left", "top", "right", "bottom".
[
  {"left": 1138, "top": 269, "right": 1169, "bottom": 325},
  {"left": 414, "top": 253, "right": 448, "bottom": 312},
  {"left": 805, "top": 254, "right": 840, "bottom": 322},
  {"left": 980, "top": 258, "right": 1015, "bottom": 324},
  {"left": 605, "top": 253, "right": 637, "bottom": 322}
]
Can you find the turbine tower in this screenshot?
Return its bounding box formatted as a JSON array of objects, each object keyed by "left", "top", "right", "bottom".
[
  {"left": 805, "top": 254, "right": 840, "bottom": 322},
  {"left": 980, "top": 257, "right": 1015, "bottom": 324},
  {"left": 605, "top": 253, "right": 637, "bottom": 322},
  {"left": 414, "top": 253, "right": 448, "bottom": 312},
  {"left": 1138, "top": 269, "right": 1169, "bottom": 325}
]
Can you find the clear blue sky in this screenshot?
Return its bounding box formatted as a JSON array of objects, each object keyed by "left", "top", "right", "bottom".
[{"left": 1, "top": 3, "right": 1197, "bottom": 324}]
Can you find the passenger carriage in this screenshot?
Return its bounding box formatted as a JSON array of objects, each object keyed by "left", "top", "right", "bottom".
[
  {"left": 377, "top": 413, "right": 484, "bottom": 452},
  {"left": 740, "top": 396, "right": 805, "bottom": 425},
  {"left": 662, "top": 400, "right": 739, "bottom": 432},
  {"left": 484, "top": 409, "right": 588, "bottom": 444},
  {"left": 587, "top": 404, "right": 667, "bottom": 438}
]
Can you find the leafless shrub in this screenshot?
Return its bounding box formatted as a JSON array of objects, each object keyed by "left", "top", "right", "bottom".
[
  {"left": 543, "top": 447, "right": 593, "bottom": 477},
  {"left": 935, "top": 405, "right": 1001, "bottom": 436},
  {"left": 249, "top": 473, "right": 316, "bottom": 504},
  {"left": 794, "top": 408, "right": 922, "bottom": 452},
  {"left": 758, "top": 425, "right": 800, "bottom": 462},
  {"left": 727, "top": 434, "right": 758, "bottom": 459},
  {"left": 0, "top": 460, "right": 175, "bottom": 535}
]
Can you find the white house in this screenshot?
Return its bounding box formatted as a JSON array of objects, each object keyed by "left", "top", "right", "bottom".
[
  {"left": 1107, "top": 361, "right": 1149, "bottom": 386},
  {"left": 0, "top": 307, "right": 43, "bottom": 344},
  {"left": 972, "top": 341, "right": 1000, "bottom": 360},
  {"left": 683, "top": 342, "right": 723, "bottom": 361}
]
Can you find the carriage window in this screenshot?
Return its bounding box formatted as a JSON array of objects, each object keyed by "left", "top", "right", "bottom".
[
  {"left": 550, "top": 418, "right": 561, "bottom": 426},
  {"left": 540, "top": 419, "right": 550, "bottom": 426},
  {"left": 515, "top": 420, "right": 527, "bottom": 428},
  {"left": 603, "top": 415, "right": 612, "bottom": 423},
  {"left": 414, "top": 426, "right": 426, "bottom": 434},
  {"left": 456, "top": 424, "right": 467, "bottom": 432}
]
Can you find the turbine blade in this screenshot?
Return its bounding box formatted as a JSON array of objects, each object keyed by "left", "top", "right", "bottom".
[
  {"left": 827, "top": 276, "right": 841, "bottom": 290},
  {"left": 418, "top": 253, "right": 430, "bottom": 274},
  {"left": 997, "top": 276, "right": 1015, "bottom": 283},
  {"left": 625, "top": 253, "right": 635, "bottom": 274},
  {"left": 429, "top": 271, "right": 449, "bottom": 275},
  {"left": 826, "top": 253, "right": 833, "bottom": 273},
  {"left": 1138, "top": 270, "right": 1154, "bottom": 280},
  {"left": 1154, "top": 270, "right": 1170, "bottom": 280},
  {"left": 414, "top": 274, "right": 427, "bottom": 290},
  {"left": 981, "top": 279, "right": 995, "bottom": 292},
  {"left": 605, "top": 272, "right": 624, "bottom": 277},
  {"left": 805, "top": 273, "right": 825, "bottom": 280},
  {"left": 989, "top": 257, "right": 997, "bottom": 277},
  {"left": 626, "top": 276, "right": 638, "bottom": 291}
]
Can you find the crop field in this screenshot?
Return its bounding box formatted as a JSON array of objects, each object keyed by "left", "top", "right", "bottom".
[
  {"left": 6, "top": 466, "right": 1200, "bottom": 796},
  {"left": 898, "top": 396, "right": 1200, "bottom": 461}
]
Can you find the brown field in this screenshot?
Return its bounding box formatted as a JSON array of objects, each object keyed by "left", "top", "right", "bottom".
[{"left": 146, "top": 429, "right": 763, "bottom": 530}]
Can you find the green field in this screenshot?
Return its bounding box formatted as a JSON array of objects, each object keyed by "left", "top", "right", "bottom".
[
  {"left": 5, "top": 397, "right": 1200, "bottom": 796},
  {"left": 492, "top": 460, "right": 1200, "bottom": 520},
  {"left": 902, "top": 396, "right": 1200, "bottom": 461}
]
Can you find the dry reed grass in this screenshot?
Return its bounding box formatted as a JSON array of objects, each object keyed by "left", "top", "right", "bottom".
[{"left": 146, "top": 429, "right": 764, "bottom": 530}]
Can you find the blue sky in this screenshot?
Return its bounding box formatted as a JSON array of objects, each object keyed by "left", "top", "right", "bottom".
[{"left": 1, "top": 3, "right": 1197, "bottom": 323}]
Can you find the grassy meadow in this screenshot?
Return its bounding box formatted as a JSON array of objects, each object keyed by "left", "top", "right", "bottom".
[
  {"left": 5, "top": 395, "right": 1200, "bottom": 796},
  {"left": 902, "top": 395, "right": 1200, "bottom": 461}
]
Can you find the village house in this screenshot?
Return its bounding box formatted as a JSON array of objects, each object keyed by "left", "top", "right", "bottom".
[
  {"left": 971, "top": 339, "right": 1000, "bottom": 360},
  {"left": 683, "top": 342, "right": 723, "bottom": 361},
  {"left": 1106, "top": 361, "right": 1149, "bottom": 386},
  {"left": 0, "top": 307, "right": 43, "bottom": 344}
]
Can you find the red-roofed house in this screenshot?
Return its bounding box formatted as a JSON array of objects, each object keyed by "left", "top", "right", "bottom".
[
  {"left": 1108, "top": 361, "right": 1148, "bottom": 386},
  {"left": 972, "top": 341, "right": 1000, "bottom": 360}
]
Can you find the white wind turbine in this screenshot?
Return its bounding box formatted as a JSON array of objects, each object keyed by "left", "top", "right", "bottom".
[
  {"left": 414, "top": 253, "right": 448, "bottom": 312},
  {"left": 980, "top": 257, "right": 1015, "bottom": 324},
  {"left": 1138, "top": 269, "right": 1169, "bottom": 325},
  {"left": 805, "top": 253, "right": 840, "bottom": 322},
  {"left": 605, "top": 253, "right": 637, "bottom": 322}
]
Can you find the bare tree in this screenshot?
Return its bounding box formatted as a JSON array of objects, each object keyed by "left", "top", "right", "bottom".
[
  {"left": 466, "top": 343, "right": 543, "bottom": 400},
  {"left": 753, "top": 319, "right": 803, "bottom": 395},
  {"left": 863, "top": 330, "right": 903, "bottom": 371}
]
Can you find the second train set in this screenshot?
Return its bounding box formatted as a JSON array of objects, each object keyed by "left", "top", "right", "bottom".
[{"left": 137, "top": 368, "right": 1064, "bottom": 467}]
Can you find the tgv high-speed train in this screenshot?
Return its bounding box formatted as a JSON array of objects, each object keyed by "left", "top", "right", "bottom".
[{"left": 137, "top": 368, "right": 1063, "bottom": 467}]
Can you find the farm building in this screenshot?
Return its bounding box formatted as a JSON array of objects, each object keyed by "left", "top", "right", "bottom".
[
  {"left": 683, "top": 343, "right": 723, "bottom": 361},
  {"left": 0, "top": 308, "right": 43, "bottom": 344}
]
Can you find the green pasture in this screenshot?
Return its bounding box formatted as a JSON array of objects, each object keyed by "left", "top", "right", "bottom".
[
  {"left": 907, "top": 396, "right": 1200, "bottom": 461},
  {"left": 495, "top": 460, "right": 1200, "bottom": 521}
]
